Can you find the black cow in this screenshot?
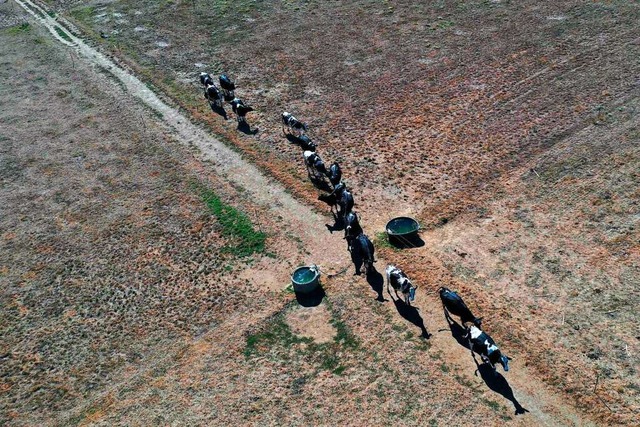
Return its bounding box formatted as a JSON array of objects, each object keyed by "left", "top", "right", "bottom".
[
  {"left": 219, "top": 74, "right": 236, "bottom": 102},
  {"left": 344, "top": 211, "right": 362, "bottom": 250},
  {"left": 230, "top": 98, "right": 253, "bottom": 123},
  {"left": 352, "top": 233, "right": 375, "bottom": 275},
  {"left": 318, "top": 187, "right": 353, "bottom": 219},
  {"left": 297, "top": 134, "right": 317, "bottom": 151},
  {"left": 282, "top": 112, "right": 308, "bottom": 136},
  {"left": 439, "top": 287, "right": 482, "bottom": 327},
  {"left": 465, "top": 323, "right": 510, "bottom": 372},
  {"left": 204, "top": 84, "right": 222, "bottom": 108},
  {"left": 386, "top": 265, "right": 417, "bottom": 305},
  {"left": 326, "top": 162, "right": 342, "bottom": 188},
  {"left": 199, "top": 72, "right": 214, "bottom": 87}
]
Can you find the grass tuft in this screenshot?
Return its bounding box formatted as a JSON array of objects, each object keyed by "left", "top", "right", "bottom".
[
  {"left": 4, "top": 23, "right": 31, "bottom": 35},
  {"left": 54, "top": 26, "right": 72, "bottom": 42},
  {"left": 200, "top": 188, "right": 266, "bottom": 257}
]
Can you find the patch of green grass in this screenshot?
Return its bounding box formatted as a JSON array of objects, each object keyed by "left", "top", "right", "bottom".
[
  {"left": 332, "top": 365, "right": 346, "bottom": 375},
  {"left": 374, "top": 231, "right": 397, "bottom": 251},
  {"left": 54, "top": 26, "right": 72, "bottom": 42},
  {"left": 4, "top": 23, "right": 30, "bottom": 35},
  {"left": 200, "top": 188, "right": 266, "bottom": 257},
  {"left": 330, "top": 311, "right": 359, "bottom": 350},
  {"left": 244, "top": 311, "right": 310, "bottom": 358},
  {"left": 483, "top": 398, "right": 502, "bottom": 412},
  {"left": 69, "top": 6, "right": 96, "bottom": 24},
  {"left": 439, "top": 363, "right": 450, "bottom": 373}
]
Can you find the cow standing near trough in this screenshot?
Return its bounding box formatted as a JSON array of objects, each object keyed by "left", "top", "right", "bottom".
[{"left": 352, "top": 233, "right": 375, "bottom": 275}]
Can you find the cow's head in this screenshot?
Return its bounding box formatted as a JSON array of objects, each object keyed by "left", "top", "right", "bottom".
[{"left": 500, "top": 355, "right": 510, "bottom": 371}]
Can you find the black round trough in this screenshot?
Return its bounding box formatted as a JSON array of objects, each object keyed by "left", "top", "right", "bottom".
[
  {"left": 386, "top": 216, "right": 421, "bottom": 246},
  {"left": 291, "top": 265, "right": 321, "bottom": 294}
]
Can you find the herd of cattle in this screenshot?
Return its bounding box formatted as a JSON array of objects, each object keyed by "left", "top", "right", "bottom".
[{"left": 198, "top": 72, "right": 511, "bottom": 373}]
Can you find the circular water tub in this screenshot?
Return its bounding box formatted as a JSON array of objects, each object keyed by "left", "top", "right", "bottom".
[
  {"left": 386, "top": 217, "right": 420, "bottom": 243},
  {"left": 291, "top": 265, "right": 320, "bottom": 294}
]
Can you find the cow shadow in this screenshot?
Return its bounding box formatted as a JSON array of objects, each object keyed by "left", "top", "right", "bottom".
[
  {"left": 389, "top": 289, "right": 431, "bottom": 338},
  {"left": 308, "top": 174, "right": 332, "bottom": 192},
  {"left": 365, "top": 265, "right": 386, "bottom": 302},
  {"left": 474, "top": 358, "right": 529, "bottom": 415},
  {"left": 209, "top": 102, "right": 228, "bottom": 120},
  {"left": 443, "top": 313, "right": 528, "bottom": 416},
  {"left": 325, "top": 213, "right": 345, "bottom": 234},
  {"left": 389, "top": 234, "right": 425, "bottom": 249},
  {"left": 443, "top": 310, "right": 472, "bottom": 350},
  {"left": 237, "top": 121, "right": 258, "bottom": 135},
  {"left": 295, "top": 285, "right": 326, "bottom": 308}
]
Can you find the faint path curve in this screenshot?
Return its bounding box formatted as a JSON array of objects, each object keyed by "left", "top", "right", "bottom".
[{"left": 14, "top": 2, "right": 599, "bottom": 426}]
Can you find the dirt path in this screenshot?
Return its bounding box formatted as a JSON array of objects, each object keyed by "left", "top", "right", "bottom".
[{"left": 12, "top": 1, "right": 600, "bottom": 425}]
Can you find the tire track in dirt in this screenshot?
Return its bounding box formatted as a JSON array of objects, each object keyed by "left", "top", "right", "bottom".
[{"left": 13, "top": 1, "right": 599, "bottom": 425}]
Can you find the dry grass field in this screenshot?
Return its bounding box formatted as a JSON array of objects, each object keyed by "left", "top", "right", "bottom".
[{"left": 1, "top": 0, "right": 639, "bottom": 425}]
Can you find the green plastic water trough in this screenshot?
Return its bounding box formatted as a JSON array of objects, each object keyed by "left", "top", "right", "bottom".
[
  {"left": 386, "top": 216, "right": 420, "bottom": 244},
  {"left": 291, "top": 265, "right": 320, "bottom": 294}
]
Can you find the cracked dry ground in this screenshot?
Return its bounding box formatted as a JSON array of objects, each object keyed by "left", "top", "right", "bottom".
[{"left": 2, "top": 1, "right": 640, "bottom": 426}]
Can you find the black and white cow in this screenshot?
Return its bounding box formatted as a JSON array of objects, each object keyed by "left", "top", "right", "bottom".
[
  {"left": 282, "top": 112, "right": 308, "bottom": 137},
  {"left": 326, "top": 162, "right": 342, "bottom": 188},
  {"left": 205, "top": 84, "right": 223, "bottom": 108},
  {"left": 386, "top": 265, "right": 417, "bottom": 305},
  {"left": 303, "top": 150, "right": 327, "bottom": 179},
  {"left": 219, "top": 74, "right": 236, "bottom": 102},
  {"left": 344, "top": 211, "right": 363, "bottom": 250},
  {"left": 439, "top": 287, "right": 482, "bottom": 327},
  {"left": 230, "top": 98, "right": 253, "bottom": 123},
  {"left": 352, "top": 233, "right": 375, "bottom": 275},
  {"left": 465, "top": 323, "right": 510, "bottom": 372},
  {"left": 199, "top": 72, "right": 214, "bottom": 87}
]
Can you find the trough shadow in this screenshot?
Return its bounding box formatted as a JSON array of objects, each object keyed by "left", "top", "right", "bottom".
[
  {"left": 365, "top": 265, "right": 386, "bottom": 302},
  {"left": 237, "top": 121, "right": 258, "bottom": 135},
  {"left": 295, "top": 285, "right": 326, "bottom": 308},
  {"left": 389, "top": 289, "right": 431, "bottom": 338},
  {"left": 286, "top": 134, "right": 315, "bottom": 151},
  {"left": 389, "top": 233, "right": 425, "bottom": 249},
  {"left": 474, "top": 358, "right": 529, "bottom": 415},
  {"left": 209, "top": 102, "right": 228, "bottom": 120}
]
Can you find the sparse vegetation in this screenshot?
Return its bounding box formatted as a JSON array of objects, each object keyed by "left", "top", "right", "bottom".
[{"left": 200, "top": 187, "right": 266, "bottom": 257}]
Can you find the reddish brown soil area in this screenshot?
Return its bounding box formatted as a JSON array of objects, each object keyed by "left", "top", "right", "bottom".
[{"left": 2, "top": 0, "right": 639, "bottom": 425}]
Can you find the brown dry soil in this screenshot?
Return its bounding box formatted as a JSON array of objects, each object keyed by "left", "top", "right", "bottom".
[{"left": 1, "top": 0, "right": 639, "bottom": 426}]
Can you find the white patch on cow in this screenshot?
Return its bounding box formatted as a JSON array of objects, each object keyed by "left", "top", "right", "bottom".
[{"left": 468, "top": 325, "right": 483, "bottom": 340}]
